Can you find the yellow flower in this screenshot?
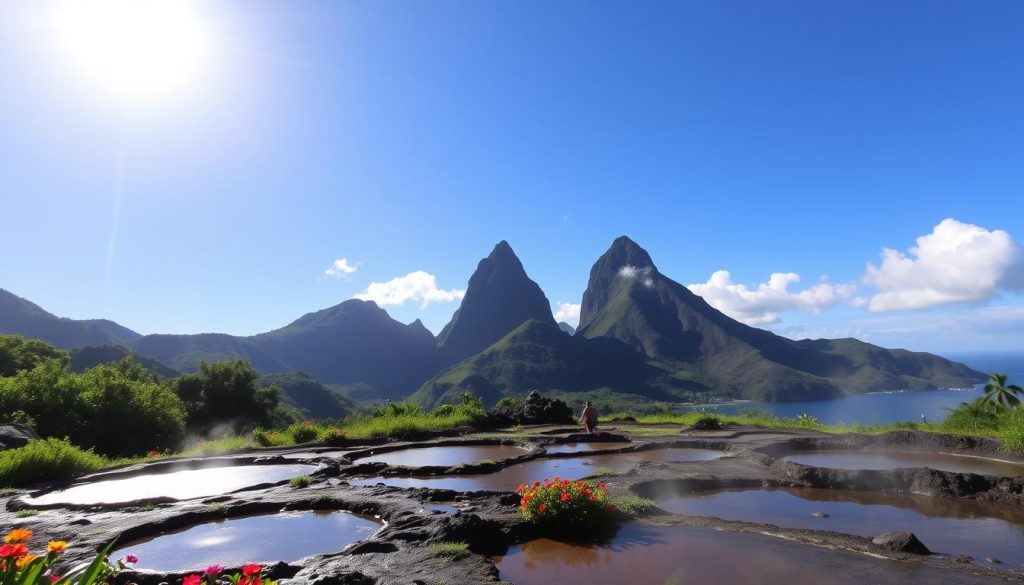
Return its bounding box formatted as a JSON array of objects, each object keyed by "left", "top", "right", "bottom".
[
  {"left": 47, "top": 541, "right": 69, "bottom": 554},
  {"left": 15, "top": 554, "right": 39, "bottom": 569},
  {"left": 4, "top": 529, "right": 32, "bottom": 543}
]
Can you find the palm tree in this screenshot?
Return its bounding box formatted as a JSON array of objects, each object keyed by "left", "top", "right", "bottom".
[{"left": 981, "top": 373, "right": 1023, "bottom": 411}]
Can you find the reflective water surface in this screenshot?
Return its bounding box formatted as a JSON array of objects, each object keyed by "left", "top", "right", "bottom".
[
  {"left": 493, "top": 523, "right": 991, "bottom": 585},
  {"left": 25, "top": 464, "right": 317, "bottom": 505},
  {"left": 544, "top": 442, "right": 634, "bottom": 454},
  {"left": 114, "top": 510, "right": 382, "bottom": 571},
  {"left": 782, "top": 450, "right": 1024, "bottom": 476},
  {"left": 350, "top": 449, "right": 725, "bottom": 492},
  {"left": 654, "top": 486, "right": 1024, "bottom": 567},
  {"left": 355, "top": 445, "right": 529, "bottom": 467}
]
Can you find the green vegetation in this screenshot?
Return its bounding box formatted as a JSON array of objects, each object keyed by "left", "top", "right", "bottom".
[
  {"left": 0, "top": 438, "right": 110, "bottom": 488},
  {"left": 982, "top": 373, "right": 1023, "bottom": 411},
  {"left": 172, "top": 359, "right": 280, "bottom": 434},
  {"left": 289, "top": 474, "right": 311, "bottom": 488},
  {"left": 427, "top": 541, "right": 469, "bottom": 557},
  {"left": 610, "top": 494, "right": 656, "bottom": 516},
  {"left": 342, "top": 394, "right": 486, "bottom": 439},
  {"left": 14, "top": 509, "right": 39, "bottom": 517},
  {"left": 0, "top": 334, "right": 69, "bottom": 376},
  {"left": 517, "top": 478, "right": 612, "bottom": 528}
]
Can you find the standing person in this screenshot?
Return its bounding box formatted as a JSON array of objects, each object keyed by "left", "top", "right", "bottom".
[{"left": 579, "top": 401, "right": 598, "bottom": 433}]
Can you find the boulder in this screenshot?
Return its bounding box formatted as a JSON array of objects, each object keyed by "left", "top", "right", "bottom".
[
  {"left": 486, "top": 391, "right": 574, "bottom": 427},
  {"left": 0, "top": 423, "right": 39, "bottom": 450},
  {"left": 871, "top": 531, "right": 930, "bottom": 555}
]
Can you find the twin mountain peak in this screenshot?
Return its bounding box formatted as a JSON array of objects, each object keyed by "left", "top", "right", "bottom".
[{"left": 0, "top": 237, "right": 984, "bottom": 407}]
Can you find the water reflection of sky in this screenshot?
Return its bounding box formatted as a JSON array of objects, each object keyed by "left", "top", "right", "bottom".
[
  {"left": 25, "top": 464, "right": 317, "bottom": 505},
  {"left": 349, "top": 449, "right": 724, "bottom": 492},
  {"left": 782, "top": 450, "right": 1024, "bottom": 476},
  {"left": 656, "top": 487, "right": 1024, "bottom": 568},
  {"left": 494, "top": 524, "right": 994, "bottom": 585},
  {"left": 115, "top": 510, "right": 382, "bottom": 571}
]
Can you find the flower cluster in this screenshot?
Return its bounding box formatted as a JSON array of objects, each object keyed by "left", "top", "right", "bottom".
[
  {"left": 182, "top": 563, "right": 276, "bottom": 585},
  {"left": 0, "top": 529, "right": 274, "bottom": 585},
  {"left": 516, "top": 477, "right": 613, "bottom": 527},
  {"left": 0, "top": 528, "right": 121, "bottom": 584}
]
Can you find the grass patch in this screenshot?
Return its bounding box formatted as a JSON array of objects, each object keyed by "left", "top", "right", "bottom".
[
  {"left": 289, "top": 474, "right": 311, "bottom": 488},
  {"left": 428, "top": 541, "right": 469, "bottom": 557},
  {"left": 0, "top": 438, "right": 112, "bottom": 488},
  {"left": 589, "top": 466, "right": 621, "bottom": 477},
  {"left": 14, "top": 509, "right": 39, "bottom": 517},
  {"left": 612, "top": 494, "right": 656, "bottom": 516}
]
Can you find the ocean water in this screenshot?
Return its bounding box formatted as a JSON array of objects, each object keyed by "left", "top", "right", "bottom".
[{"left": 679, "top": 351, "right": 1024, "bottom": 425}]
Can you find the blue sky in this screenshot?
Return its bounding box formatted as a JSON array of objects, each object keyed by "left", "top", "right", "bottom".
[{"left": 1, "top": 0, "right": 1022, "bottom": 353}]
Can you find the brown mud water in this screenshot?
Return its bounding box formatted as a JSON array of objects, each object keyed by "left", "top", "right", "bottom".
[
  {"left": 781, "top": 450, "right": 1024, "bottom": 476},
  {"left": 22, "top": 464, "right": 318, "bottom": 506},
  {"left": 113, "top": 510, "right": 383, "bottom": 571},
  {"left": 350, "top": 448, "right": 726, "bottom": 492},
  {"left": 650, "top": 486, "right": 1024, "bottom": 569},
  {"left": 354, "top": 445, "right": 531, "bottom": 466},
  {"left": 493, "top": 523, "right": 997, "bottom": 585}
]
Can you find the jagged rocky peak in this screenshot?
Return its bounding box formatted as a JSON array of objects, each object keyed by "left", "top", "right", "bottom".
[
  {"left": 436, "top": 240, "right": 555, "bottom": 362},
  {"left": 578, "top": 236, "right": 659, "bottom": 330}
]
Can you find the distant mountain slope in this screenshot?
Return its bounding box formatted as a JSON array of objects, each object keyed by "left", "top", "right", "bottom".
[
  {"left": 250, "top": 299, "right": 441, "bottom": 400},
  {"left": 557, "top": 322, "right": 576, "bottom": 335},
  {"left": 258, "top": 371, "right": 357, "bottom": 420},
  {"left": 69, "top": 344, "right": 180, "bottom": 378},
  {"left": 577, "top": 236, "right": 985, "bottom": 400},
  {"left": 412, "top": 319, "right": 703, "bottom": 408},
  {"left": 436, "top": 241, "right": 556, "bottom": 363},
  {"left": 128, "top": 333, "right": 289, "bottom": 373},
  {"left": 0, "top": 288, "right": 140, "bottom": 348}
]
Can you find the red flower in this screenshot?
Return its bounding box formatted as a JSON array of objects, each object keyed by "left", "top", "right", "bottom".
[
  {"left": 0, "top": 543, "right": 28, "bottom": 558},
  {"left": 538, "top": 503, "right": 547, "bottom": 513},
  {"left": 125, "top": 554, "right": 139, "bottom": 564},
  {"left": 242, "top": 563, "right": 262, "bottom": 576},
  {"left": 148, "top": 450, "right": 159, "bottom": 458},
  {"left": 182, "top": 575, "right": 201, "bottom": 585},
  {"left": 560, "top": 492, "right": 570, "bottom": 502},
  {"left": 49, "top": 575, "right": 60, "bottom": 583}
]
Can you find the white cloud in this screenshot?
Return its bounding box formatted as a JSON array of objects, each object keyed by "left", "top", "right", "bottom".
[
  {"left": 618, "top": 265, "right": 654, "bottom": 287},
  {"left": 554, "top": 302, "right": 581, "bottom": 327},
  {"left": 324, "top": 258, "right": 358, "bottom": 278},
  {"left": 689, "top": 271, "right": 855, "bottom": 325},
  {"left": 354, "top": 271, "right": 465, "bottom": 308},
  {"left": 863, "top": 218, "right": 1024, "bottom": 312}
]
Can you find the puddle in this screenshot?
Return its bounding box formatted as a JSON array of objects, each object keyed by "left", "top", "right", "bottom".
[
  {"left": 493, "top": 523, "right": 990, "bottom": 585},
  {"left": 545, "top": 442, "right": 634, "bottom": 454},
  {"left": 279, "top": 450, "right": 351, "bottom": 460},
  {"left": 782, "top": 450, "right": 1024, "bottom": 476},
  {"left": 114, "top": 510, "right": 382, "bottom": 571},
  {"left": 350, "top": 449, "right": 725, "bottom": 492},
  {"left": 355, "top": 445, "right": 529, "bottom": 467},
  {"left": 653, "top": 486, "right": 1024, "bottom": 567},
  {"left": 24, "top": 465, "right": 317, "bottom": 506}
]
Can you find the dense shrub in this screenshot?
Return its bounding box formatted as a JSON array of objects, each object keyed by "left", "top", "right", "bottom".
[
  {"left": 0, "top": 359, "right": 186, "bottom": 457},
  {"left": 172, "top": 360, "right": 280, "bottom": 433},
  {"left": 941, "top": 399, "right": 1001, "bottom": 434},
  {"left": 0, "top": 334, "right": 69, "bottom": 377},
  {"left": 288, "top": 421, "right": 319, "bottom": 443},
  {"left": 999, "top": 410, "right": 1024, "bottom": 454},
  {"left": 0, "top": 438, "right": 108, "bottom": 488},
  {"left": 516, "top": 477, "right": 612, "bottom": 528}
]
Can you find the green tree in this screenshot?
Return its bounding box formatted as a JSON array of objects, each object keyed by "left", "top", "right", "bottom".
[
  {"left": 0, "top": 334, "right": 69, "bottom": 376},
  {"left": 981, "top": 373, "right": 1023, "bottom": 411},
  {"left": 172, "top": 360, "right": 280, "bottom": 432},
  {"left": 0, "top": 358, "right": 186, "bottom": 456}
]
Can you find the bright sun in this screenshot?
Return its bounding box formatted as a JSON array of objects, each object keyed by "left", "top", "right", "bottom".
[{"left": 54, "top": 0, "right": 208, "bottom": 99}]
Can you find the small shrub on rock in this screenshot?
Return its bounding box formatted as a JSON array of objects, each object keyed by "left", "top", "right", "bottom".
[
  {"left": 517, "top": 477, "right": 612, "bottom": 528},
  {"left": 288, "top": 421, "right": 319, "bottom": 444}
]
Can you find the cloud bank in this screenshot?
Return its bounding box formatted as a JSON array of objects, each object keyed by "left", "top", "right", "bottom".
[
  {"left": 863, "top": 218, "right": 1024, "bottom": 312},
  {"left": 354, "top": 271, "right": 465, "bottom": 308},
  {"left": 689, "top": 271, "right": 854, "bottom": 325}
]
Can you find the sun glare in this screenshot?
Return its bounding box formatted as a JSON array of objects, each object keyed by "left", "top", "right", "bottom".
[{"left": 54, "top": 0, "right": 208, "bottom": 99}]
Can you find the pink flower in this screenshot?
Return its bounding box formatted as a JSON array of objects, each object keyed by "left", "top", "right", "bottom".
[
  {"left": 183, "top": 575, "right": 201, "bottom": 585},
  {"left": 203, "top": 564, "right": 224, "bottom": 576},
  {"left": 125, "top": 554, "right": 139, "bottom": 564}
]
